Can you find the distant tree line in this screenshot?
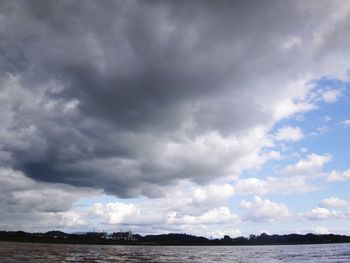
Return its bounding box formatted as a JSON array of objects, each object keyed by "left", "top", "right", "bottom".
[{"left": 1, "top": 230, "right": 350, "bottom": 246}]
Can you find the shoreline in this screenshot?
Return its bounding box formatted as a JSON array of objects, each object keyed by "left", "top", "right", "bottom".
[
  {"left": 2, "top": 240, "right": 350, "bottom": 247},
  {"left": 0, "top": 231, "right": 350, "bottom": 247}
]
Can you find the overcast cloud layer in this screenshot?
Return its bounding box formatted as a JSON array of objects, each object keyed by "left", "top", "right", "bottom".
[{"left": 1, "top": 0, "right": 350, "bottom": 234}]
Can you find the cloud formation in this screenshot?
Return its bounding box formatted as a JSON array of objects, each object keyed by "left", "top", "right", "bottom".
[
  {"left": 1, "top": 0, "right": 348, "bottom": 198},
  {"left": 319, "top": 197, "right": 348, "bottom": 208},
  {"left": 300, "top": 207, "right": 345, "bottom": 220},
  {"left": 240, "top": 196, "right": 291, "bottom": 222},
  {"left": 274, "top": 126, "right": 304, "bottom": 142},
  {"left": 0, "top": 168, "right": 98, "bottom": 231},
  {"left": 327, "top": 169, "right": 350, "bottom": 181},
  {"left": 0, "top": 0, "right": 350, "bottom": 234},
  {"left": 322, "top": 89, "right": 342, "bottom": 103},
  {"left": 284, "top": 153, "right": 331, "bottom": 175}
]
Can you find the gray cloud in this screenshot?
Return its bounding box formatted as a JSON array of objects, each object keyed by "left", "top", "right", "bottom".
[
  {"left": 0, "top": 168, "right": 99, "bottom": 213},
  {"left": 0, "top": 0, "right": 349, "bottom": 198}
]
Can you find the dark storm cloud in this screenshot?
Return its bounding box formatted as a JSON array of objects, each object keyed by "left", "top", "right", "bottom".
[{"left": 0, "top": 0, "right": 346, "bottom": 197}]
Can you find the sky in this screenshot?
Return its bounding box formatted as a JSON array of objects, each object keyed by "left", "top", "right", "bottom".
[{"left": 1, "top": 0, "right": 350, "bottom": 238}]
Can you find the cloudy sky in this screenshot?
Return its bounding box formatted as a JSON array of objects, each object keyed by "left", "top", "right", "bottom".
[{"left": 1, "top": 0, "right": 350, "bottom": 238}]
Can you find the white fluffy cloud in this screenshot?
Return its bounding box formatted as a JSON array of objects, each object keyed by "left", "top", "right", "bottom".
[
  {"left": 240, "top": 196, "right": 291, "bottom": 222},
  {"left": 91, "top": 202, "right": 140, "bottom": 225},
  {"left": 83, "top": 180, "right": 241, "bottom": 233},
  {"left": 285, "top": 153, "right": 331, "bottom": 175},
  {"left": 327, "top": 169, "right": 350, "bottom": 181},
  {"left": 322, "top": 89, "right": 342, "bottom": 103},
  {"left": 300, "top": 207, "right": 344, "bottom": 220},
  {"left": 319, "top": 197, "right": 348, "bottom": 208},
  {"left": 192, "top": 184, "right": 235, "bottom": 206},
  {"left": 274, "top": 126, "right": 304, "bottom": 142},
  {"left": 90, "top": 200, "right": 239, "bottom": 229},
  {"left": 168, "top": 207, "right": 239, "bottom": 225}
]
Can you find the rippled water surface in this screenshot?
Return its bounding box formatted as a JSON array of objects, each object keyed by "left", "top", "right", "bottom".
[{"left": 1, "top": 241, "right": 350, "bottom": 262}]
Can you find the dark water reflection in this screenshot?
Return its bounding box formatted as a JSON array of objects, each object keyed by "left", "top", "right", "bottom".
[{"left": 1, "top": 241, "right": 350, "bottom": 262}]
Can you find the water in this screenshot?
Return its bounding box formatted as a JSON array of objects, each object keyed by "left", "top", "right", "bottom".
[{"left": 0, "top": 241, "right": 350, "bottom": 262}]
